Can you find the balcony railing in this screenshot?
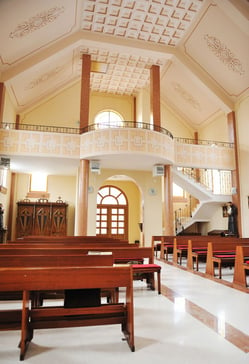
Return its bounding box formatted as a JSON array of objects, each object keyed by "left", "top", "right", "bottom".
[{"left": 1, "top": 122, "right": 234, "bottom": 148}]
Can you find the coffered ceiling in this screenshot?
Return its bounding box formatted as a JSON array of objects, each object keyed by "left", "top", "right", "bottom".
[{"left": 0, "top": 0, "right": 249, "bottom": 130}]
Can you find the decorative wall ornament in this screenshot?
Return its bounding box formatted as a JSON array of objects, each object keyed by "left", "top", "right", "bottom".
[
  {"left": 203, "top": 34, "right": 245, "bottom": 75},
  {"left": 25, "top": 67, "right": 62, "bottom": 90},
  {"left": 9, "top": 6, "right": 65, "bottom": 38},
  {"left": 172, "top": 82, "right": 201, "bottom": 111}
]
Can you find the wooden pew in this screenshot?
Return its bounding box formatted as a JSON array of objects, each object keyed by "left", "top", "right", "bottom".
[
  {"left": 0, "top": 245, "right": 161, "bottom": 294},
  {"left": 187, "top": 240, "right": 209, "bottom": 271},
  {"left": 0, "top": 265, "right": 135, "bottom": 360},
  {"left": 0, "top": 253, "right": 117, "bottom": 305},
  {"left": 205, "top": 241, "right": 249, "bottom": 279},
  {"left": 13, "top": 235, "right": 132, "bottom": 245},
  {"left": 233, "top": 245, "right": 249, "bottom": 289}
]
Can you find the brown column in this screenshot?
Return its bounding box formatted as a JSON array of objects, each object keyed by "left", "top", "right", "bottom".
[
  {"left": 194, "top": 132, "right": 200, "bottom": 182},
  {"left": 16, "top": 114, "right": 20, "bottom": 130},
  {"left": 150, "top": 65, "right": 161, "bottom": 130},
  {"left": 8, "top": 172, "right": 16, "bottom": 241},
  {"left": 76, "top": 159, "right": 89, "bottom": 235},
  {"left": 0, "top": 82, "right": 6, "bottom": 125},
  {"left": 163, "top": 165, "right": 174, "bottom": 235},
  {"left": 80, "top": 54, "right": 91, "bottom": 133},
  {"left": 227, "top": 111, "right": 241, "bottom": 236}
]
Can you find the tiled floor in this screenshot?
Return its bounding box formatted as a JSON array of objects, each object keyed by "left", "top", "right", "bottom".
[{"left": 0, "top": 259, "right": 248, "bottom": 364}]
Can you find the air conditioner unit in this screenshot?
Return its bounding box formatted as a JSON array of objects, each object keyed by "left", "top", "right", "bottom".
[
  {"left": 90, "top": 160, "right": 100, "bottom": 174},
  {"left": 0, "top": 157, "right": 10, "bottom": 168},
  {"left": 153, "top": 164, "right": 164, "bottom": 177}
]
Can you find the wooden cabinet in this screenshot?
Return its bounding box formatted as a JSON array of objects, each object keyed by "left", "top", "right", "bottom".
[{"left": 16, "top": 200, "right": 68, "bottom": 238}]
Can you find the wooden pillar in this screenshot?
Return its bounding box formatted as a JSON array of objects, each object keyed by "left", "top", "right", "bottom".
[
  {"left": 0, "top": 82, "right": 6, "bottom": 125},
  {"left": 76, "top": 159, "right": 89, "bottom": 235},
  {"left": 16, "top": 114, "right": 20, "bottom": 130},
  {"left": 7, "top": 172, "right": 16, "bottom": 241},
  {"left": 194, "top": 132, "right": 200, "bottom": 182},
  {"left": 227, "top": 111, "right": 241, "bottom": 237},
  {"left": 80, "top": 54, "right": 91, "bottom": 133},
  {"left": 150, "top": 65, "right": 161, "bottom": 130},
  {"left": 163, "top": 165, "right": 174, "bottom": 235}
]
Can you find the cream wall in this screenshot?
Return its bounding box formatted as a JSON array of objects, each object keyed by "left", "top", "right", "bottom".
[
  {"left": 3, "top": 88, "right": 16, "bottom": 124},
  {"left": 87, "top": 169, "right": 162, "bottom": 245},
  {"left": 160, "top": 100, "right": 194, "bottom": 139},
  {"left": 136, "top": 88, "right": 151, "bottom": 124},
  {"left": 47, "top": 175, "right": 76, "bottom": 236},
  {"left": 198, "top": 112, "right": 229, "bottom": 142},
  {"left": 90, "top": 92, "right": 134, "bottom": 123},
  {"left": 10, "top": 173, "right": 76, "bottom": 239},
  {"left": 20, "top": 82, "right": 81, "bottom": 128},
  {"left": 236, "top": 95, "right": 249, "bottom": 237}
]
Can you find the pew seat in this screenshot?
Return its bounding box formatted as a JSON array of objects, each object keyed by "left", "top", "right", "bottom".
[
  {"left": 0, "top": 265, "right": 135, "bottom": 360},
  {"left": 132, "top": 263, "right": 161, "bottom": 294}
]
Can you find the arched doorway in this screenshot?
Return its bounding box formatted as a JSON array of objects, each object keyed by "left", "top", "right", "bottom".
[{"left": 96, "top": 185, "right": 128, "bottom": 240}]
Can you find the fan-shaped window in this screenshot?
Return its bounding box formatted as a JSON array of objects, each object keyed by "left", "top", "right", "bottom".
[{"left": 94, "top": 110, "right": 123, "bottom": 129}]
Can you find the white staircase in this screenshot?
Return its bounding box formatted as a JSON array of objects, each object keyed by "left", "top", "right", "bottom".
[{"left": 173, "top": 167, "right": 231, "bottom": 231}]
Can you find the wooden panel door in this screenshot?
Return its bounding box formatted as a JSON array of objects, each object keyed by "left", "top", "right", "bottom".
[
  {"left": 16, "top": 203, "right": 34, "bottom": 238},
  {"left": 96, "top": 204, "right": 128, "bottom": 240}
]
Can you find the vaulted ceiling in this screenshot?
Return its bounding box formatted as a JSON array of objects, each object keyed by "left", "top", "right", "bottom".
[{"left": 0, "top": 0, "right": 248, "bottom": 131}]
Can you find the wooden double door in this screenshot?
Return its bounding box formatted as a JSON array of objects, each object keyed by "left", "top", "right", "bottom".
[{"left": 96, "top": 204, "right": 128, "bottom": 240}]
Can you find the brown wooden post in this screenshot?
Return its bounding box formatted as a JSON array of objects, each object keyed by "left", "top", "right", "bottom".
[
  {"left": 16, "top": 114, "right": 20, "bottom": 130},
  {"left": 194, "top": 132, "right": 200, "bottom": 182},
  {"left": 80, "top": 54, "right": 91, "bottom": 133},
  {"left": 163, "top": 165, "right": 174, "bottom": 235},
  {"left": 0, "top": 82, "right": 6, "bottom": 125},
  {"left": 227, "top": 111, "right": 241, "bottom": 237},
  {"left": 150, "top": 65, "right": 161, "bottom": 130},
  {"left": 76, "top": 159, "right": 89, "bottom": 235}
]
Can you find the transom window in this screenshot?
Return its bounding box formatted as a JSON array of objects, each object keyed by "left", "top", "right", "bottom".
[{"left": 94, "top": 110, "right": 123, "bottom": 129}]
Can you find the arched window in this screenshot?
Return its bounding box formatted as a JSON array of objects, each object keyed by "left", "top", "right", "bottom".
[
  {"left": 94, "top": 110, "right": 123, "bottom": 129},
  {"left": 96, "top": 185, "right": 128, "bottom": 240}
]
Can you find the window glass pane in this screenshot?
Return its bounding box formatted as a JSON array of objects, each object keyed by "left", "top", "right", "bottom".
[
  {"left": 30, "top": 172, "right": 47, "bottom": 191},
  {"left": 100, "top": 187, "right": 109, "bottom": 196},
  {"left": 101, "top": 228, "right": 107, "bottom": 234},
  {"left": 95, "top": 111, "right": 123, "bottom": 129},
  {"left": 96, "top": 222, "right": 100, "bottom": 227},
  {"left": 0, "top": 169, "right": 7, "bottom": 188},
  {"left": 110, "top": 187, "right": 119, "bottom": 197},
  {"left": 117, "top": 195, "right": 126, "bottom": 204},
  {"left": 102, "top": 222, "right": 107, "bottom": 227},
  {"left": 96, "top": 228, "right": 100, "bottom": 234},
  {"left": 112, "top": 208, "right": 117, "bottom": 214},
  {"left": 119, "top": 209, "right": 124, "bottom": 214},
  {"left": 112, "top": 222, "right": 117, "bottom": 227},
  {"left": 119, "top": 222, "right": 124, "bottom": 228},
  {"left": 119, "top": 216, "right": 124, "bottom": 221},
  {"left": 118, "top": 228, "right": 124, "bottom": 234},
  {"left": 101, "top": 215, "right": 107, "bottom": 221},
  {"left": 111, "top": 228, "right": 117, "bottom": 234},
  {"left": 101, "top": 208, "right": 107, "bottom": 214},
  {"left": 102, "top": 196, "right": 117, "bottom": 204}
]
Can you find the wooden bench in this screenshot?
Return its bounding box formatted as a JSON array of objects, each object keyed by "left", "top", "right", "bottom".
[
  {"left": 0, "top": 253, "right": 118, "bottom": 305},
  {"left": 233, "top": 245, "right": 249, "bottom": 289},
  {"left": 0, "top": 265, "right": 135, "bottom": 360},
  {"left": 186, "top": 240, "right": 209, "bottom": 271},
  {"left": 151, "top": 235, "right": 175, "bottom": 260},
  {"left": 0, "top": 244, "right": 161, "bottom": 294},
  {"left": 13, "top": 235, "right": 133, "bottom": 245},
  {"left": 205, "top": 241, "right": 249, "bottom": 279}
]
